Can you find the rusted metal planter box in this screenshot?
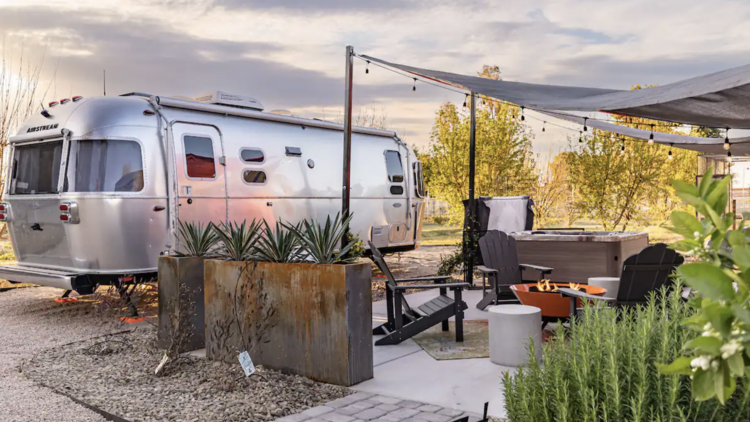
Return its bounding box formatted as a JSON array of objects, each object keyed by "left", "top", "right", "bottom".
[
  {"left": 204, "top": 260, "right": 373, "bottom": 386},
  {"left": 157, "top": 256, "right": 206, "bottom": 353}
]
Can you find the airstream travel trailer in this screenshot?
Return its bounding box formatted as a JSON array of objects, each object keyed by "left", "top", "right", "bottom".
[{"left": 0, "top": 91, "right": 426, "bottom": 294}]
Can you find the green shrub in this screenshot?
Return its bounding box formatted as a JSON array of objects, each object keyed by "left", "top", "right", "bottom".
[
  {"left": 503, "top": 286, "right": 750, "bottom": 422},
  {"left": 255, "top": 220, "right": 305, "bottom": 263},
  {"left": 437, "top": 244, "right": 463, "bottom": 276},
  {"left": 342, "top": 231, "right": 365, "bottom": 262},
  {"left": 431, "top": 215, "right": 449, "bottom": 225},
  {"left": 175, "top": 220, "right": 219, "bottom": 257},
  {"left": 284, "top": 213, "right": 355, "bottom": 264},
  {"left": 212, "top": 220, "right": 263, "bottom": 261},
  {"left": 662, "top": 168, "right": 750, "bottom": 403}
]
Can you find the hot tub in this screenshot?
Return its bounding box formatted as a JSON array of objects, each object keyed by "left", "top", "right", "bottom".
[{"left": 510, "top": 231, "right": 649, "bottom": 284}]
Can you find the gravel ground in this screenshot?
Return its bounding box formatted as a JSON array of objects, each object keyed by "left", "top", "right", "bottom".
[
  {"left": 370, "top": 245, "right": 457, "bottom": 301},
  {"left": 0, "top": 287, "right": 115, "bottom": 422},
  {"left": 24, "top": 327, "right": 350, "bottom": 422}
]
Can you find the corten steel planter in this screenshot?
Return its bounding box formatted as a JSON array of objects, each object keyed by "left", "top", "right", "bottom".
[
  {"left": 204, "top": 259, "right": 373, "bottom": 386},
  {"left": 157, "top": 256, "right": 206, "bottom": 353},
  {"left": 510, "top": 283, "right": 607, "bottom": 319}
]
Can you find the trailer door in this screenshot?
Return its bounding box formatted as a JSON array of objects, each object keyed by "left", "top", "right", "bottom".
[{"left": 172, "top": 123, "right": 227, "bottom": 228}]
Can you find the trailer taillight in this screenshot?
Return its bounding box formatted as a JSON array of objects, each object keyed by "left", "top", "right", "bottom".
[
  {"left": 0, "top": 203, "right": 8, "bottom": 221},
  {"left": 59, "top": 202, "right": 79, "bottom": 224}
]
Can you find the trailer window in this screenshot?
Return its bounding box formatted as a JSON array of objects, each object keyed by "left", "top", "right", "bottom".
[
  {"left": 10, "top": 141, "right": 63, "bottom": 195},
  {"left": 241, "top": 149, "right": 265, "bottom": 164},
  {"left": 183, "top": 135, "right": 216, "bottom": 179},
  {"left": 384, "top": 150, "right": 404, "bottom": 183},
  {"left": 243, "top": 170, "right": 267, "bottom": 184},
  {"left": 66, "top": 140, "right": 144, "bottom": 192}
]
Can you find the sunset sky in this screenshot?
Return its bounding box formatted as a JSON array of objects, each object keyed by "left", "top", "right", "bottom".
[{"left": 2, "top": 0, "right": 750, "bottom": 155}]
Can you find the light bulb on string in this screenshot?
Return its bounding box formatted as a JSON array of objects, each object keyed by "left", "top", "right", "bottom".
[
  {"left": 728, "top": 149, "right": 733, "bottom": 161},
  {"left": 648, "top": 124, "right": 654, "bottom": 144},
  {"left": 724, "top": 128, "right": 730, "bottom": 150},
  {"left": 463, "top": 94, "right": 468, "bottom": 108},
  {"left": 412, "top": 78, "right": 417, "bottom": 92},
  {"left": 579, "top": 131, "right": 583, "bottom": 143},
  {"left": 542, "top": 121, "right": 546, "bottom": 132},
  {"left": 365, "top": 60, "right": 370, "bottom": 74},
  {"left": 520, "top": 106, "right": 525, "bottom": 121},
  {"left": 583, "top": 117, "right": 588, "bottom": 132},
  {"left": 668, "top": 143, "right": 673, "bottom": 160}
]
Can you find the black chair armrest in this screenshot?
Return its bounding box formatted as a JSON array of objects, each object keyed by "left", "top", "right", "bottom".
[
  {"left": 558, "top": 288, "right": 616, "bottom": 302},
  {"left": 476, "top": 265, "right": 497, "bottom": 274},
  {"left": 519, "top": 263, "right": 554, "bottom": 274},
  {"left": 393, "top": 283, "right": 470, "bottom": 291},
  {"left": 394, "top": 275, "right": 452, "bottom": 283}
]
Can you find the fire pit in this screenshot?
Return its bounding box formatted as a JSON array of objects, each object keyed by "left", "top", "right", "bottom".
[{"left": 510, "top": 280, "right": 607, "bottom": 319}]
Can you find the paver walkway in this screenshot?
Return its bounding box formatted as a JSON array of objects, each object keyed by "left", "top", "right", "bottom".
[{"left": 274, "top": 392, "right": 483, "bottom": 422}]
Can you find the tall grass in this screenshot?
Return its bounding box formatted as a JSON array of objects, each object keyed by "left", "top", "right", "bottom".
[{"left": 503, "top": 285, "right": 750, "bottom": 422}]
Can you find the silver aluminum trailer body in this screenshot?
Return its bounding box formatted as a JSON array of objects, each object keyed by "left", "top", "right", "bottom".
[{"left": 0, "top": 94, "right": 426, "bottom": 293}]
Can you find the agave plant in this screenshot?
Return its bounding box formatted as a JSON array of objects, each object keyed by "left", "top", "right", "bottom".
[
  {"left": 284, "top": 213, "right": 355, "bottom": 264},
  {"left": 175, "top": 220, "right": 219, "bottom": 257},
  {"left": 255, "top": 220, "right": 306, "bottom": 263},
  {"left": 212, "top": 219, "right": 263, "bottom": 261}
]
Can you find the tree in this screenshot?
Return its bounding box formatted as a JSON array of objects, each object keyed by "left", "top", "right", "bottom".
[
  {"left": 564, "top": 116, "right": 697, "bottom": 230},
  {"left": 421, "top": 66, "right": 534, "bottom": 223},
  {"left": 529, "top": 152, "right": 567, "bottom": 228}
]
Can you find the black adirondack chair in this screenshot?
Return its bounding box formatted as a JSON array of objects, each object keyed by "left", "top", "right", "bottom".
[
  {"left": 369, "top": 241, "right": 470, "bottom": 346},
  {"left": 560, "top": 243, "right": 685, "bottom": 315},
  {"left": 475, "top": 230, "right": 554, "bottom": 310}
]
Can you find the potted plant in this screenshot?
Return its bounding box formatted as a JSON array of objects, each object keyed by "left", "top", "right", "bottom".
[{"left": 204, "top": 214, "right": 373, "bottom": 386}]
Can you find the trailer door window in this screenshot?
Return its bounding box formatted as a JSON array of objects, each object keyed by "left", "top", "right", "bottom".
[
  {"left": 66, "top": 140, "right": 144, "bottom": 192},
  {"left": 183, "top": 135, "right": 216, "bottom": 179},
  {"left": 384, "top": 150, "right": 404, "bottom": 183},
  {"left": 10, "top": 141, "right": 63, "bottom": 195}
]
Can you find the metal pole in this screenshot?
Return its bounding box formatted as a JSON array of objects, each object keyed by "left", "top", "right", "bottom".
[
  {"left": 342, "top": 45, "right": 354, "bottom": 249},
  {"left": 465, "top": 91, "right": 477, "bottom": 287}
]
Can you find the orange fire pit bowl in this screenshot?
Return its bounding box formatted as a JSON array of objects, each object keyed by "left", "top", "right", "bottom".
[{"left": 510, "top": 283, "right": 607, "bottom": 319}]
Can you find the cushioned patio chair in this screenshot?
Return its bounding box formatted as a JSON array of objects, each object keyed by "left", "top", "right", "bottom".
[{"left": 369, "top": 241, "right": 470, "bottom": 346}]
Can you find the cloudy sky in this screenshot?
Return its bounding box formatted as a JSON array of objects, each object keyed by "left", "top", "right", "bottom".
[{"left": 2, "top": 0, "right": 750, "bottom": 156}]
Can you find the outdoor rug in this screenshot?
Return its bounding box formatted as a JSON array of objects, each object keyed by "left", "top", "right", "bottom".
[
  {"left": 412, "top": 320, "right": 557, "bottom": 360},
  {"left": 412, "top": 320, "right": 490, "bottom": 360}
]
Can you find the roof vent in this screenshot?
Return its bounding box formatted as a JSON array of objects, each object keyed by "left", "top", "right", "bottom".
[{"left": 194, "top": 91, "right": 264, "bottom": 111}]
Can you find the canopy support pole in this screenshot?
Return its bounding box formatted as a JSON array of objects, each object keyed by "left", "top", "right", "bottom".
[
  {"left": 464, "top": 91, "right": 477, "bottom": 288},
  {"left": 342, "top": 45, "right": 354, "bottom": 249}
]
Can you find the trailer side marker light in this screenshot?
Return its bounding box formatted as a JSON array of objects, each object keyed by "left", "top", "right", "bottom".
[
  {"left": 143, "top": 110, "right": 155, "bottom": 116},
  {"left": 49, "top": 101, "right": 59, "bottom": 107},
  {"left": 60, "top": 98, "right": 70, "bottom": 105},
  {"left": 72, "top": 96, "right": 83, "bottom": 102}
]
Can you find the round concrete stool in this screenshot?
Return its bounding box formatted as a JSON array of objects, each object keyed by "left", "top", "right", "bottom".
[
  {"left": 588, "top": 277, "right": 620, "bottom": 299},
  {"left": 487, "top": 305, "right": 542, "bottom": 366}
]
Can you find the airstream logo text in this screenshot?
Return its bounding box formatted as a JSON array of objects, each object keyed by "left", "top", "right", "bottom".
[{"left": 26, "top": 124, "right": 59, "bottom": 133}]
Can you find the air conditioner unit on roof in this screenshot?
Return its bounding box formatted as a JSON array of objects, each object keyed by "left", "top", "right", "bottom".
[{"left": 194, "top": 91, "right": 264, "bottom": 111}]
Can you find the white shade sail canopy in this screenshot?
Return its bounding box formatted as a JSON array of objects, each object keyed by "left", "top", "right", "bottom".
[{"left": 362, "top": 55, "right": 750, "bottom": 130}]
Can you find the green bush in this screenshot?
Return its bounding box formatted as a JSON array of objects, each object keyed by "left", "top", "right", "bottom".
[
  {"left": 503, "top": 286, "right": 750, "bottom": 422},
  {"left": 437, "top": 243, "right": 463, "bottom": 276}
]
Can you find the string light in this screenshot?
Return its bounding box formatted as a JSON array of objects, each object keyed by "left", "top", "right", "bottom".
[
  {"left": 463, "top": 94, "right": 468, "bottom": 108},
  {"left": 728, "top": 149, "right": 733, "bottom": 161},
  {"left": 648, "top": 124, "right": 654, "bottom": 144},
  {"left": 542, "top": 121, "right": 546, "bottom": 132},
  {"left": 583, "top": 117, "right": 588, "bottom": 132},
  {"left": 365, "top": 60, "right": 370, "bottom": 74},
  {"left": 579, "top": 131, "right": 583, "bottom": 143},
  {"left": 520, "top": 106, "right": 525, "bottom": 121},
  {"left": 724, "top": 128, "right": 730, "bottom": 150},
  {"left": 668, "top": 143, "right": 673, "bottom": 160},
  {"left": 620, "top": 136, "right": 626, "bottom": 154},
  {"left": 412, "top": 78, "right": 417, "bottom": 92}
]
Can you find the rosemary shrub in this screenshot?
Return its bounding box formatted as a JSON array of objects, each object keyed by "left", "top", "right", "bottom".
[{"left": 503, "top": 286, "right": 750, "bottom": 422}]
